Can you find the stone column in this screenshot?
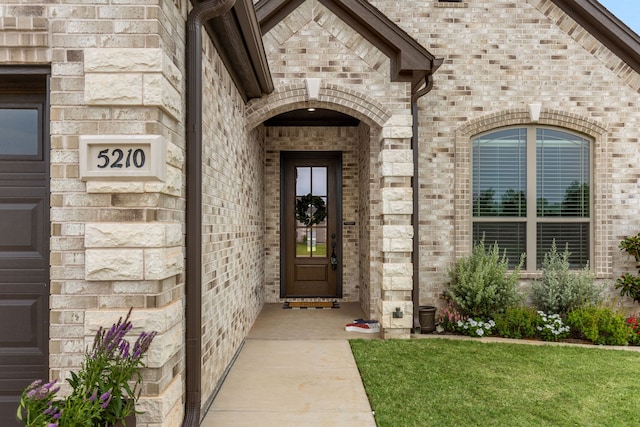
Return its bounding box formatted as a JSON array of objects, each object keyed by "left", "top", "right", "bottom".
[{"left": 378, "top": 115, "right": 414, "bottom": 339}]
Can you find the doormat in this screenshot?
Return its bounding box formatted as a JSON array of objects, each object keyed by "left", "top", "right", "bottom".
[{"left": 283, "top": 301, "right": 340, "bottom": 309}]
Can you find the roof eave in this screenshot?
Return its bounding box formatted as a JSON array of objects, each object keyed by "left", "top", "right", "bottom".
[
  {"left": 551, "top": 0, "right": 640, "bottom": 74},
  {"left": 198, "top": 0, "right": 274, "bottom": 101}
]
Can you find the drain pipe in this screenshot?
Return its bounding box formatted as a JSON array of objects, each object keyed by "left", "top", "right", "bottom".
[
  {"left": 183, "top": 1, "right": 235, "bottom": 426},
  {"left": 411, "top": 74, "right": 435, "bottom": 334}
]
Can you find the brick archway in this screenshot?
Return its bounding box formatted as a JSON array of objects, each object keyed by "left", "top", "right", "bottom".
[
  {"left": 246, "top": 81, "right": 393, "bottom": 130},
  {"left": 454, "top": 107, "right": 610, "bottom": 274}
]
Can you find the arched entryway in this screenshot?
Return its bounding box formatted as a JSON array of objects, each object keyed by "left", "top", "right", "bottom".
[{"left": 248, "top": 82, "right": 416, "bottom": 334}]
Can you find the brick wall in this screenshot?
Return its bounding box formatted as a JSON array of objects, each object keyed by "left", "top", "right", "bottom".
[
  {"left": 368, "top": 0, "right": 640, "bottom": 309},
  {"left": 199, "top": 36, "right": 265, "bottom": 406}
]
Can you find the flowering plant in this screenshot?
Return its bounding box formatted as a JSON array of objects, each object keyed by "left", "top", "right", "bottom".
[
  {"left": 536, "top": 311, "right": 570, "bottom": 342},
  {"left": 17, "top": 309, "right": 156, "bottom": 426},
  {"left": 436, "top": 301, "right": 466, "bottom": 332},
  {"left": 626, "top": 316, "right": 640, "bottom": 345},
  {"left": 456, "top": 318, "right": 495, "bottom": 337}
]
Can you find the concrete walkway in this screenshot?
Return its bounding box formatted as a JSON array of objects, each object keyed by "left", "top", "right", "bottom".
[{"left": 201, "top": 303, "right": 378, "bottom": 427}]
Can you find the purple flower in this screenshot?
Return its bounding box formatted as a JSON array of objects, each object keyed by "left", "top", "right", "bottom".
[
  {"left": 88, "top": 389, "right": 98, "bottom": 402},
  {"left": 99, "top": 390, "right": 112, "bottom": 402},
  {"left": 26, "top": 379, "right": 42, "bottom": 390},
  {"left": 118, "top": 339, "right": 130, "bottom": 359},
  {"left": 26, "top": 379, "right": 58, "bottom": 400}
]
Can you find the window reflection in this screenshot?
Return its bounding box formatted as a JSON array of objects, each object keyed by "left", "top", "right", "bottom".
[
  {"left": 0, "top": 108, "right": 39, "bottom": 156},
  {"left": 295, "top": 166, "right": 328, "bottom": 258}
]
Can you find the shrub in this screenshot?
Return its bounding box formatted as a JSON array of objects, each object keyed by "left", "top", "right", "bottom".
[
  {"left": 531, "top": 241, "right": 602, "bottom": 314},
  {"left": 536, "top": 311, "right": 570, "bottom": 342},
  {"left": 566, "top": 305, "right": 629, "bottom": 346},
  {"left": 494, "top": 306, "right": 539, "bottom": 339},
  {"left": 626, "top": 316, "right": 640, "bottom": 346},
  {"left": 447, "top": 239, "right": 523, "bottom": 318},
  {"left": 615, "top": 232, "right": 640, "bottom": 303}
]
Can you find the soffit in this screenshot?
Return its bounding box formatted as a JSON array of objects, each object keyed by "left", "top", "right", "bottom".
[
  {"left": 195, "top": 0, "right": 274, "bottom": 101},
  {"left": 255, "top": 0, "right": 443, "bottom": 91},
  {"left": 551, "top": 0, "right": 640, "bottom": 74}
]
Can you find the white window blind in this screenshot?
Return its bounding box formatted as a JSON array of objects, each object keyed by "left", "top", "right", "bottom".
[{"left": 472, "top": 127, "right": 590, "bottom": 270}]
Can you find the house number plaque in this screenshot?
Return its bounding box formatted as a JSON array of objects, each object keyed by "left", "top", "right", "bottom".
[{"left": 79, "top": 135, "right": 166, "bottom": 181}]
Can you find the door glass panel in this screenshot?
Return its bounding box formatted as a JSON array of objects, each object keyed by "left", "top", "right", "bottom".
[
  {"left": 295, "top": 166, "right": 328, "bottom": 257},
  {"left": 0, "top": 108, "right": 39, "bottom": 156}
]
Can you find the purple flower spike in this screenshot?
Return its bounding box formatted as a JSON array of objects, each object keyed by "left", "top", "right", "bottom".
[
  {"left": 27, "top": 379, "right": 42, "bottom": 390},
  {"left": 99, "top": 389, "right": 112, "bottom": 402},
  {"left": 89, "top": 389, "right": 98, "bottom": 402}
]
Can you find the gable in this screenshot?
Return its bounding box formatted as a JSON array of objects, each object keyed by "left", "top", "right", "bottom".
[
  {"left": 551, "top": 0, "right": 640, "bottom": 74},
  {"left": 255, "top": 0, "right": 442, "bottom": 90}
]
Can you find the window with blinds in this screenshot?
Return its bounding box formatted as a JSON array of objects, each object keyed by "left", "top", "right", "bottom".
[{"left": 472, "top": 127, "right": 591, "bottom": 270}]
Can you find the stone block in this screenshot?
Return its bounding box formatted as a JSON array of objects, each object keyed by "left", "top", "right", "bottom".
[
  {"left": 84, "top": 48, "right": 163, "bottom": 72},
  {"left": 136, "top": 376, "right": 183, "bottom": 423},
  {"left": 382, "top": 262, "right": 412, "bottom": 276},
  {"left": 382, "top": 225, "right": 413, "bottom": 239},
  {"left": 143, "top": 73, "right": 182, "bottom": 120},
  {"left": 382, "top": 126, "right": 412, "bottom": 139},
  {"left": 144, "top": 164, "right": 183, "bottom": 196},
  {"left": 86, "top": 181, "right": 145, "bottom": 193},
  {"left": 382, "top": 275, "right": 413, "bottom": 291},
  {"left": 380, "top": 301, "right": 413, "bottom": 329},
  {"left": 383, "top": 237, "right": 413, "bottom": 252},
  {"left": 382, "top": 199, "right": 413, "bottom": 215},
  {"left": 85, "top": 249, "right": 143, "bottom": 281},
  {"left": 145, "top": 322, "right": 182, "bottom": 368},
  {"left": 381, "top": 187, "right": 412, "bottom": 201},
  {"left": 144, "top": 246, "right": 183, "bottom": 280},
  {"left": 380, "top": 149, "right": 412, "bottom": 163},
  {"left": 84, "top": 301, "right": 182, "bottom": 336},
  {"left": 383, "top": 114, "right": 413, "bottom": 127},
  {"left": 85, "top": 73, "right": 142, "bottom": 104},
  {"left": 86, "top": 222, "right": 181, "bottom": 248}
]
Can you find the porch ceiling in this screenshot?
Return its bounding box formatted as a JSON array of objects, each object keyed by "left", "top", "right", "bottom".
[{"left": 264, "top": 108, "right": 360, "bottom": 126}]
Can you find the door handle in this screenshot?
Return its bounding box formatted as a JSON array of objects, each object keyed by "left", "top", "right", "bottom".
[{"left": 330, "top": 233, "right": 338, "bottom": 270}]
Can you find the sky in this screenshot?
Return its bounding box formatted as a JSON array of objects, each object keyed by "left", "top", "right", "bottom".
[{"left": 597, "top": 0, "right": 640, "bottom": 35}]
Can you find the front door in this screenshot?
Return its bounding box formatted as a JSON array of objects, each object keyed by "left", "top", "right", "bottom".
[
  {"left": 0, "top": 73, "right": 50, "bottom": 427},
  {"left": 281, "top": 152, "right": 342, "bottom": 298}
]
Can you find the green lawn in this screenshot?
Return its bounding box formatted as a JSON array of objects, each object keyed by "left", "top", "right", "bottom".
[{"left": 350, "top": 338, "right": 640, "bottom": 427}]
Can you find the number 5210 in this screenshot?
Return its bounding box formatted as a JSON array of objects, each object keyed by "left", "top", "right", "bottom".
[{"left": 97, "top": 148, "right": 146, "bottom": 169}]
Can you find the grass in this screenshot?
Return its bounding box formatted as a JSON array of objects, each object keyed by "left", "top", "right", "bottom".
[{"left": 350, "top": 338, "right": 640, "bottom": 427}]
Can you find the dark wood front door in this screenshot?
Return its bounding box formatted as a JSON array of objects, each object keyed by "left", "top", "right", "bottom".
[
  {"left": 281, "top": 152, "right": 342, "bottom": 298},
  {"left": 0, "top": 73, "right": 49, "bottom": 427}
]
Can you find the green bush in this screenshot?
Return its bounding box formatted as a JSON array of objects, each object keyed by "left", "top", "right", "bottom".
[
  {"left": 447, "top": 239, "right": 523, "bottom": 318},
  {"left": 531, "top": 241, "right": 602, "bottom": 314},
  {"left": 616, "top": 232, "right": 640, "bottom": 304},
  {"left": 566, "top": 306, "right": 630, "bottom": 346},
  {"left": 494, "top": 306, "right": 539, "bottom": 339}
]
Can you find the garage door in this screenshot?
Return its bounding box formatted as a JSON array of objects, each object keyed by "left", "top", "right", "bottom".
[{"left": 0, "top": 72, "right": 49, "bottom": 427}]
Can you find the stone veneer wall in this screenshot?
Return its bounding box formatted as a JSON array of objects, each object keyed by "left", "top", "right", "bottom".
[
  {"left": 358, "top": 123, "right": 382, "bottom": 318},
  {"left": 45, "top": 0, "right": 189, "bottom": 424},
  {"left": 263, "top": 126, "right": 360, "bottom": 302},
  {"left": 1, "top": 0, "right": 265, "bottom": 425},
  {"left": 199, "top": 36, "right": 265, "bottom": 407},
  {"left": 367, "top": 0, "right": 640, "bottom": 309}
]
